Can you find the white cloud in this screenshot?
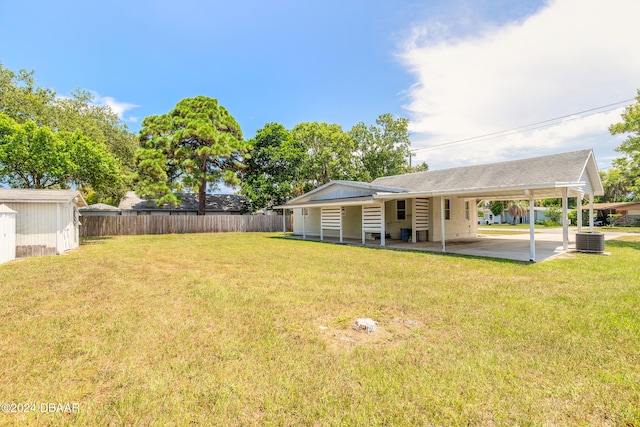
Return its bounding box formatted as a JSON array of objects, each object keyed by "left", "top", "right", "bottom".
[
  {"left": 92, "top": 92, "right": 140, "bottom": 123},
  {"left": 399, "top": 0, "right": 640, "bottom": 170}
]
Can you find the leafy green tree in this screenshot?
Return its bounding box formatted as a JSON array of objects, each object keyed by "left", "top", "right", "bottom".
[
  {"left": 239, "top": 123, "right": 305, "bottom": 212},
  {"left": 598, "top": 168, "right": 633, "bottom": 202},
  {"left": 0, "top": 113, "right": 122, "bottom": 195},
  {"left": 292, "top": 122, "right": 356, "bottom": 189},
  {"left": 136, "top": 96, "right": 249, "bottom": 215},
  {"left": 408, "top": 161, "right": 429, "bottom": 173},
  {"left": 349, "top": 113, "right": 412, "bottom": 181},
  {"left": 489, "top": 201, "right": 504, "bottom": 217},
  {"left": 609, "top": 89, "right": 640, "bottom": 200},
  {"left": 0, "top": 64, "right": 137, "bottom": 202},
  {"left": 545, "top": 205, "right": 562, "bottom": 225}
]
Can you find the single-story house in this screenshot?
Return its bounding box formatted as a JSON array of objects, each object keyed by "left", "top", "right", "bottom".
[
  {"left": 276, "top": 149, "right": 604, "bottom": 262},
  {"left": 593, "top": 201, "right": 640, "bottom": 225},
  {"left": 0, "top": 189, "right": 86, "bottom": 257},
  {"left": 118, "top": 191, "right": 248, "bottom": 216},
  {"left": 79, "top": 203, "right": 122, "bottom": 217}
]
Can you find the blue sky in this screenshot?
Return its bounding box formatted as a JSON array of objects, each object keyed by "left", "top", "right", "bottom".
[{"left": 1, "top": 0, "right": 639, "bottom": 174}]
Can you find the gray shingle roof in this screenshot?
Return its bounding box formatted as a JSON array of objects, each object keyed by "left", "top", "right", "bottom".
[
  {"left": 118, "top": 191, "right": 248, "bottom": 212},
  {"left": 372, "top": 149, "right": 595, "bottom": 193},
  {"left": 80, "top": 203, "right": 121, "bottom": 211}
]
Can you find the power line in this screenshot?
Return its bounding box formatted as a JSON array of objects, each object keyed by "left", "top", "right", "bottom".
[{"left": 410, "top": 98, "right": 635, "bottom": 153}]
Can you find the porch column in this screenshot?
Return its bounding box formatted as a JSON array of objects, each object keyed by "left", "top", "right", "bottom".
[
  {"left": 411, "top": 198, "right": 417, "bottom": 243},
  {"left": 562, "top": 187, "right": 569, "bottom": 251},
  {"left": 339, "top": 206, "right": 343, "bottom": 243},
  {"left": 361, "top": 206, "right": 365, "bottom": 245},
  {"left": 302, "top": 208, "right": 306, "bottom": 239},
  {"left": 283, "top": 209, "right": 287, "bottom": 237},
  {"left": 380, "top": 201, "right": 386, "bottom": 247},
  {"left": 440, "top": 196, "right": 446, "bottom": 253},
  {"left": 577, "top": 194, "right": 583, "bottom": 233},
  {"left": 589, "top": 194, "right": 594, "bottom": 232},
  {"left": 529, "top": 194, "right": 535, "bottom": 262}
]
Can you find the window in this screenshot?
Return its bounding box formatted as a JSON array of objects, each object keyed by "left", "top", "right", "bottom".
[
  {"left": 445, "top": 199, "right": 451, "bottom": 220},
  {"left": 397, "top": 200, "right": 406, "bottom": 220},
  {"left": 465, "top": 201, "right": 470, "bottom": 220}
]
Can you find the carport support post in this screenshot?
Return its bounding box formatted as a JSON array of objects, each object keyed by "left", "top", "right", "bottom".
[
  {"left": 361, "top": 206, "right": 365, "bottom": 245},
  {"left": 589, "top": 194, "right": 594, "bottom": 232},
  {"left": 577, "top": 194, "right": 583, "bottom": 233},
  {"left": 529, "top": 194, "right": 535, "bottom": 262},
  {"left": 562, "top": 187, "right": 569, "bottom": 251},
  {"left": 440, "top": 196, "right": 446, "bottom": 253},
  {"left": 380, "top": 202, "right": 386, "bottom": 247},
  {"left": 302, "top": 208, "right": 306, "bottom": 239}
]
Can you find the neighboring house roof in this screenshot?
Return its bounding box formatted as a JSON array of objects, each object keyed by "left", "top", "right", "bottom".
[
  {"left": 118, "top": 191, "right": 248, "bottom": 212},
  {"left": 0, "top": 189, "right": 87, "bottom": 207},
  {"left": 279, "top": 149, "right": 604, "bottom": 208},
  {"left": 80, "top": 203, "right": 121, "bottom": 211},
  {"left": 593, "top": 202, "right": 640, "bottom": 210}
]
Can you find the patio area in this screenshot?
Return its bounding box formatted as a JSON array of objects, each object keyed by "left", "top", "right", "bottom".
[{"left": 286, "top": 228, "right": 618, "bottom": 263}]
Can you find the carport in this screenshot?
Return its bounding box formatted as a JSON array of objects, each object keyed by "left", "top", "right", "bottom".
[{"left": 279, "top": 149, "right": 605, "bottom": 262}]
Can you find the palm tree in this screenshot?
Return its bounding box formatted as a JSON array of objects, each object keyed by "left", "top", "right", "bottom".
[{"left": 506, "top": 200, "right": 528, "bottom": 224}]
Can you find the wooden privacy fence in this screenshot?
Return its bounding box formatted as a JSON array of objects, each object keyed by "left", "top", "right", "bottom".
[{"left": 80, "top": 215, "right": 291, "bottom": 237}]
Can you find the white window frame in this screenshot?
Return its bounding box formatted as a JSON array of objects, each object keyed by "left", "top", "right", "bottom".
[
  {"left": 444, "top": 198, "right": 451, "bottom": 221},
  {"left": 397, "top": 200, "right": 406, "bottom": 221},
  {"left": 464, "top": 201, "right": 470, "bottom": 221}
]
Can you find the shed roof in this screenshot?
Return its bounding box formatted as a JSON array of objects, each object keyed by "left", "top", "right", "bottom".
[
  {"left": 0, "top": 204, "right": 17, "bottom": 214},
  {"left": 0, "top": 189, "right": 87, "bottom": 207}
]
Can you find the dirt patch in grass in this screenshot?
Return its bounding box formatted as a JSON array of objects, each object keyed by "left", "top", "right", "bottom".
[{"left": 317, "top": 317, "right": 424, "bottom": 352}]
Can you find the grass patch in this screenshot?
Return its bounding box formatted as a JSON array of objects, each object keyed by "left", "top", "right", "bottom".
[
  {"left": 1, "top": 233, "right": 639, "bottom": 425},
  {"left": 599, "top": 226, "right": 640, "bottom": 233}
]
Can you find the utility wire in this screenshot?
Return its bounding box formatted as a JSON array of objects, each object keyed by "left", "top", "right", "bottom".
[{"left": 410, "top": 98, "right": 634, "bottom": 153}]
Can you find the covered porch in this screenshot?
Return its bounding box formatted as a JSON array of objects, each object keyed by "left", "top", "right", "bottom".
[{"left": 276, "top": 150, "right": 605, "bottom": 262}]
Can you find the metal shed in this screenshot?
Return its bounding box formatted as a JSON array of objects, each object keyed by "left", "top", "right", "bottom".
[
  {"left": 0, "top": 189, "right": 86, "bottom": 258},
  {"left": 0, "top": 204, "right": 17, "bottom": 264}
]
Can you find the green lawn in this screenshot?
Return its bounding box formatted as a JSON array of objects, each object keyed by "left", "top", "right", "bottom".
[{"left": 1, "top": 233, "right": 639, "bottom": 426}]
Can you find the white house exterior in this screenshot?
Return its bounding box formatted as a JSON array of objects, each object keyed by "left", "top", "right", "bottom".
[
  {"left": 277, "top": 149, "right": 604, "bottom": 262},
  {"left": 0, "top": 204, "right": 17, "bottom": 264},
  {"left": 0, "top": 189, "right": 86, "bottom": 257}
]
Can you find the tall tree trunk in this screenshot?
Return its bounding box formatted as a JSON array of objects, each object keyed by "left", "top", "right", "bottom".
[
  {"left": 198, "top": 179, "right": 206, "bottom": 216},
  {"left": 198, "top": 158, "right": 207, "bottom": 216}
]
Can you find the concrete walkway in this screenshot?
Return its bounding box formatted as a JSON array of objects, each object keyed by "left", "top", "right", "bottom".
[{"left": 287, "top": 228, "right": 633, "bottom": 263}]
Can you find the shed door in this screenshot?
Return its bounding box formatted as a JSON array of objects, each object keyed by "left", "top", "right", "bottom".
[
  {"left": 62, "top": 206, "right": 72, "bottom": 251},
  {"left": 0, "top": 213, "right": 16, "bottom": 264}
]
